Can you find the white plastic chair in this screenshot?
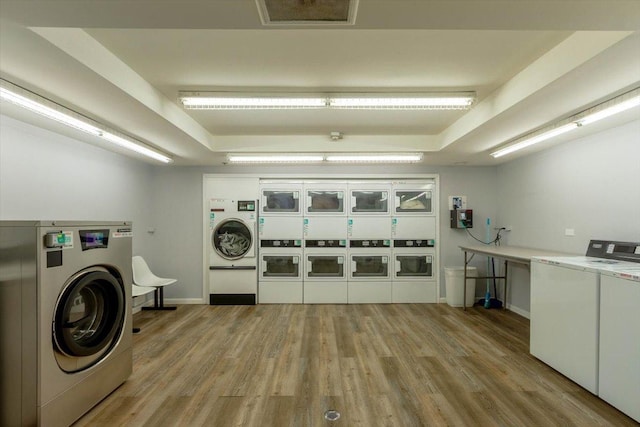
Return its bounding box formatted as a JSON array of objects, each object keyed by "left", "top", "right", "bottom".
[
  {"left": 132, "top": 256, "right": 177, "bottom": 311},
  {"left": 131, "top": 284, "right": 154, "bottom": 333}
]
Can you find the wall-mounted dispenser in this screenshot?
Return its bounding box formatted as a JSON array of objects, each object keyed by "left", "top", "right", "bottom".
[{"left": 450, "top": 209, "right": 473, "bottom": 228}]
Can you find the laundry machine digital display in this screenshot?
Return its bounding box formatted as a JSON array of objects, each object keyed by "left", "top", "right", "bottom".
[{"left": 79, "top": 229, "right": 109, "bottom": 250}]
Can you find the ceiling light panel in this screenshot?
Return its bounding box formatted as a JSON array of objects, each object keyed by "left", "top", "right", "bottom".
[
  {"left": 180, "top": 93, "right": 327, "bottom": 110},
  {"left": 325, "top": 153, "right": 424, "bottom": 163},
  {"left": 180, "top": 91, "right": 475, "bottom": 110},
  {"left": 227, "top": 154, "right": 325, "bottom": 164},
  {"left": 329, "top": 94, "right": 475, "bottom": 110}
]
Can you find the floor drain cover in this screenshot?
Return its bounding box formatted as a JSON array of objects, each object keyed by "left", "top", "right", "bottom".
[{"left": 324, "top": 409, "right": 341, "bottom": 421}]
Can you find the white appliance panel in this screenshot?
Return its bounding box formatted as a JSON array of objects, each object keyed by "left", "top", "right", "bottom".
[
  {"left": 303, "top": 282, "right": 348, "bottom": 304},
  {"left": 259, "top": 281, "right": 303, "bottom": 304},
  {"left": 598, "top": 272, "right": 640, "bottom": 422},
  {"left": 348, "top": 216, "right": 392, "bottom": 239},
  {"left": 304, "top": 217, "right": 348, "bottom": 239},
  {"left": 209, "top": 269, "right": 257, "bottom": 294},
  {"left": 348, "top": 281, "right": 392, "bottom": 303},
  {"left": 530, "top": 260, "right": 599, "bottom": 394},
  {"left": 259, "top": 216, "right": 304, "bottom": 240},
  {"left": 392, "top": 216, "right": 436, "bottom": 239}
]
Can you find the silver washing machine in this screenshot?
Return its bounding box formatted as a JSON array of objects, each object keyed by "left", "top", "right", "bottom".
[{"left": 0, "top": 221, "right": 133, "bottom": 427}]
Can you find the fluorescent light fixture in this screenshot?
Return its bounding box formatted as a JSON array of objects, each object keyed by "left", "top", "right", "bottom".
[
  {"left": 325, "top": 153, "right": 424, "bottom": 163},
  {"left": 0, "top": 87, "right": 102, "bottom": 136},
  {"left": 180, "top": 91, "right": 475, "bottom": 110},
  {"left": 491, "top": 123, "right": 578, "bottom": 158},
  {"left": 227, "top": 154, "right": 325, "bottom": 163},
  {"left": 577, "top": 95, "right": 640, "bottom": 126},
  {"left": 491, "top": 88, "right": 640, "bottom": 159},
  {"left": 101, "top": 132, "right": 172, "bottom": 163},
  {"left": 329, "top": 94, "right": 475, "bottom": 110},
  {"left": 181, "top": 93, "right": 327, "bottom": 109},
  {"left": 1, "top": 79, "right": 173, "bottom": 163}
]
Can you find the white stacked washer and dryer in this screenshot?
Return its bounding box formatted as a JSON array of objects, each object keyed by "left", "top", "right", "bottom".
[
  {"left": 347, "top": 181, "right": 393, "bottom": 303},
  {"left": 391, "top": 180, "right": 438, "bottom": 303},
  {"left": 258, "top": 180, "right": 304, "bottom": 303},
  {"left": 0, "top": 221, "right": 133, "bottom": 427},
  {"left": 303, "top": 181, "right": 349, "bottom": 303}
]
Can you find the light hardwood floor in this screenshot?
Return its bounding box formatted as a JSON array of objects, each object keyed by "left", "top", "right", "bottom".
[{"left": 74, "top": 304, "right": 636, "bottom": 426}]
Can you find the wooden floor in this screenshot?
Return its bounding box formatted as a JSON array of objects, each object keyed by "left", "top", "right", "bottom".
[{"left": 74, "top": 304, "right": 636, "bottom": 427}]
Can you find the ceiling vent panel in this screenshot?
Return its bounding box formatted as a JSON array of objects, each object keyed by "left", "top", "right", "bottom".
[{"left": 256, "top": 0, "right": 358, "bottom": 26}]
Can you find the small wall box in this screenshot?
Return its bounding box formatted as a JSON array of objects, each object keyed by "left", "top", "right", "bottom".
[{"left": 450, "top": 209, "right": 473, "bottom": 228}]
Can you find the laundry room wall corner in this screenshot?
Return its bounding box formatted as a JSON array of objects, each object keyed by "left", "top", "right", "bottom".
[{"left": 0, "top": 115, "right": 156, "bottom": 257}]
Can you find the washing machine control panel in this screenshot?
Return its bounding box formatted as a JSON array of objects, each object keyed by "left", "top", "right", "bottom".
[{"left": 237, "top": 200, "right": 256, "bottom": 211}]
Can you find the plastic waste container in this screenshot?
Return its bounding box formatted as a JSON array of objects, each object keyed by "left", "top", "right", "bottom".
[{"left": 445, "top": 266, "right": 477, "bottom": 307}]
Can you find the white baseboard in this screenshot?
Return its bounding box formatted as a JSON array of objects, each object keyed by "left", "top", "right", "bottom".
[
  {"left": 506, "top": 303, "right": 530, "bottom": 319},
  {"left": 439, "top": 297, "right": 447, "bottom": 304}
]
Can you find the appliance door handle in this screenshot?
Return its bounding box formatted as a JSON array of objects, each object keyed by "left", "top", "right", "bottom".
[{"left": 210, "top": 266, "right": 257, "bottom": 270}]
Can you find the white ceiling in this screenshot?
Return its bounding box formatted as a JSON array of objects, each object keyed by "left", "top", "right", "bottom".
[{"left": 1, "top": 0, "right": 639, "bottom": 166}]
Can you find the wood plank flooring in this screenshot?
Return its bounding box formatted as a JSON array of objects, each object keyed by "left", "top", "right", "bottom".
[{"left": 74, "top": 304, "right": 637, "bottom": 426}]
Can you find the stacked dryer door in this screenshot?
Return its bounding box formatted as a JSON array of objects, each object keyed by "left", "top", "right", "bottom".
[
  {"left": 304, "top": 239, "right": 348, "bottom": 303},
  {"left": 347, "top": 182, "right": 392, "bottom": 303},
  {"left": 258, "top": 180, "right": 304, "bottom": 303},
  {"left": 303, "top": 182, "right": 348, "bottom": 303},
  {"left": 209, "top": 199, "right": 258, "bottom": 305},
  {"left": 391, "top": 180, "right": 437, "bottom": 302}
]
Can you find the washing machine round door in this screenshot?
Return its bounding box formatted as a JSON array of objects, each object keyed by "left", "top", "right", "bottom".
[
  {"left": 53, "top": 267, "right": 125, "bottom": 372},
  {"left": 212, "top": 218, "right": 253, "bottom": 260}
]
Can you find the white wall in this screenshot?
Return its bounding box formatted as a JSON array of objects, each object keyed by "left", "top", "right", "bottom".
[
  {"left": 0, "top": 114, "right": 155, "bottom": 258},
  {"left": 496, "top": 118, "right": 640, "bottom": 315}
]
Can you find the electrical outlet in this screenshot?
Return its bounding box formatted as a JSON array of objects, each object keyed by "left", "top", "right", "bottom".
[{"left": 565, "top": 228, "right": 575, "bottom": 236}]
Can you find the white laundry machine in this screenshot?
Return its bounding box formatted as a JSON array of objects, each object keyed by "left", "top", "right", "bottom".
[
  {"left": 259, "top": 180, "right": 303, "bottom": 216},
  {"left": 391, "top": 180, "right": 436, "bottom": 239},
  {"left": 392, "top": 239, "right": 437, "bottom": 303},
  {"left": 348, "top": 239, "right": 392, "bottom": 303},
  {"left": 258, "top": 239, "right": 304, "bottom": 304},
  {"left": 303, "top": 239, "right": 348, "bottom": 303},
  {"left": 208, "top": 199, "right": 258, "bottom": 305},
  {"left": 599, "top": 267, "right": 640, "bottom": 422},
  {"left": 0, "top": 221, "right": 133, "bottom": 427},
  {"left": 530, "top": 239, "right": 640, "bottom": 396}
]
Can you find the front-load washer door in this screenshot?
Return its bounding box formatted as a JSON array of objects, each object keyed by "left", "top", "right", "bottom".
[
  {"left": 53, "top": 267, "right": 125, "bottom": 372},
  {"left": 212, "top": 218, "right": 256, "bottom": 260}
]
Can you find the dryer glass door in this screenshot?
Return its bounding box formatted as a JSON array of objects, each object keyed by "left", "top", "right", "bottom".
[
  {"left": 53, "top": 269, "right": 125, "bottom": 371},
  {"left": 395, "top": 254, "right": 434, "bottom": 278},
  {"left": 213, "top": 219, "right": 254, "bottom": 260},
  {"left": 262, "top": 255, "right": 300, "bottom": 278}
]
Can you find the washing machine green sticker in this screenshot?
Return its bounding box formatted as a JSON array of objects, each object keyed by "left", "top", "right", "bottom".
[
  {"left": 59, "top": 231, "right": 73, "bottom": 249},
  {"left": 209, "top": 212, "right": 215, "bottom": 229}
]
